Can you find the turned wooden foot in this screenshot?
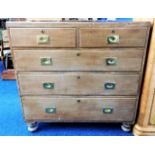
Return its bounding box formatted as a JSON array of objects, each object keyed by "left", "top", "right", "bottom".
[
  {"left": 27, "top": 122, "right": 39, "bottom": 132},
  {"left": 121, "top": 123, "right": 132, "bottom": 132}
]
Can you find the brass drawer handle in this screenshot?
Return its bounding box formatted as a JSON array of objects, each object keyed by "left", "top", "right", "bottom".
[
  {"left": 37, "top": 34, "right": 49, "bottom": 44},
  {"left": 107, "top": 35, "right": 119, "bottom": 44},
  {"left": 106, "top": 58, "right": 117, "bottom": 65},
  {"left": 41, "top": 57, "right": 52, "bottom": 65},
  {"left": 103, "top": 108, "right": 113, "bottom": 114},
  {"left": 45, "top": 107, "right": 56, "bottom": 114},
  {"left": 43, "top": 82, "right": 54, "bottom": 89},
  {"left": 105, "top": 83, "right": 116, "bottom": 90}
]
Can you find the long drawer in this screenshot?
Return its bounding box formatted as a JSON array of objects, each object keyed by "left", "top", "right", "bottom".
[
  {"left": 18, "top": 72, "right": 139, "bottom": 95},
  {"left": 14, "top": 48, "right": 144, "bottom": 71},
  {"left": 22, "top": 96, "right": 136, "bottom": 122},
  {"left": 9, "top": 28, "right": 76, "bottom": 47},
  {"left": 79, "top": 28, "right": 147, "bottom": 47}
]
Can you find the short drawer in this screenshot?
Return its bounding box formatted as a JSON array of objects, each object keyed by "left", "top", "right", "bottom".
[
  {"left": 18, "top": 72, "right": 139, "bottom": 95},
  {"left": 9, "top": 28, "right": 76, "bottom": 47},
  {"left": 79, "top": 28, "right": 147, "bottom": 47},
  {"left": 14, "top": 48, "right": 144, "bottom": 71},
  {"left": 22, "top": 96, "right": 136, "bottom": 122}
]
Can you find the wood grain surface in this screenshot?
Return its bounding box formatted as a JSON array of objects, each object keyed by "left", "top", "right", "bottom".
[
  {"left": 18, "top": 72, "right": 139, "bottom": 96},
  {"left": 79, "top": 28, "right": 147, "bottom": 47},
  {"left": 22, "top": 96, "right": 136, "bottom": 122},
  {"left": 6, "top": 21, "right": 151, "bottom": 126},
  {"left": 10, "top": 28, "right": 76, "bottom": 47},
  {"left": 13, "top": 48, "right": 144, "bottom": 71}
]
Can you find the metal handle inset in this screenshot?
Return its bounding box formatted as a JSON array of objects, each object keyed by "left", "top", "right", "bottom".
[
  {"left": 106, "top": 58, "right": 117, "bottom": 65},
  {"left": 103, "top": 108, "right": 113, "bottom": 114},
  {"left": 107, "top": 35, "right": 119, "bottom": 44},
  {"left": 105, "top": 83, "right": 116, "bottom": 90},
  {"left": 45, "top": 107, "right": 56, "bottom": 114},
  {"left": 37, "top": 34, "right": 49, "bottom": 44},
  {"left": 41, "top": 57, "right": 52, "bottom": 65},
  {"left": 43, "top": 82, "right": 54, "bottom": 89}
]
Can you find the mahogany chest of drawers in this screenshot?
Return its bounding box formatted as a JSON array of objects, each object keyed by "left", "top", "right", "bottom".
[{"left": 7, "top": 21, "right": 151, "bottom": 132}]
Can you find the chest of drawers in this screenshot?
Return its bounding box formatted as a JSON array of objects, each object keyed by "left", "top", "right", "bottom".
[
  {"left": 7, "top": 21, "right": 151, "bottom": 132},
  {"left": 133, "top": 20, "right": 155, "bottom": 136}
]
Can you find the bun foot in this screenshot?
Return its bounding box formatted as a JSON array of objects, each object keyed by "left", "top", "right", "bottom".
[
  {"left": 121, "top": 123, "right": 132, "bottom": 132},
  {"left": 27, "top": 122, "right": 39, "bottom": 132}
]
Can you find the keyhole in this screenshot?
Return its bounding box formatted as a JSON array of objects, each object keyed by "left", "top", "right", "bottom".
[
  {"left": 77, "top": 76, "right": 80, "bottom": 79},
  {"left": 112, "top": 30, "right": 115, "bottom": 33},
  {"left": 41, "top": 30, "right": 45, "bottom": 34},
  {"left": 77, "top": 99, "right": 81, "bottom": 103},
  {"left": 77, "top": 53, "right": 80, "bottom": 56}
]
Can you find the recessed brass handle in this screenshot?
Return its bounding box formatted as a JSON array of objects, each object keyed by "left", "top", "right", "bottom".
[
  {"left": 106, "top": 58, "right": 117, "bottom": 65},
  {"left": 105, "top": 83, "right": 116, "bottom": 90},
  {"left": 40, "top": 57, "right": 52, "bottom": 65},
  {"left": 43, "top": 82, "right": 54, "bottom": 89},
  {"left": 107, "top": 35, "right": 119, "bottom": 44},
  {"left": 45, "top": 107, "right": 56, "bottom": 114},
  {"left": 37, "top": 34, "right": 49, "bottom": 44},
  {"left": 103, "top": 108, "right": 113, "bottom": 114}
]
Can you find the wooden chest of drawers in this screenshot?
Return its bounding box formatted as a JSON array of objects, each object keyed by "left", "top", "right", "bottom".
[
  {"left": 7, "top": 21, "right": 151, "bottom": 132},
  {"left": 133, "top": 20, "right": 155, "bottom": 136}
]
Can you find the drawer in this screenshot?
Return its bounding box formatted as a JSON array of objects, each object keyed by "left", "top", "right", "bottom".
[
  {"left": 14, "top": 48, "right": 144, "bottom": 72},
  {"left": 18, "top": 72, "right": 139, "bottom": 95},
  {"left": 9, "top": 28, "right": 76, "bottom": 47},
  {"left": 22, "top": 96, "right": 136, "bottom": 122},
  {"left": 79, "top": 28, "right": 147, "bottom": 47}
]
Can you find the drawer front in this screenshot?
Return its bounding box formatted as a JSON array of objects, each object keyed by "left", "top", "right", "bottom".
[
  {"left": 22, "top": 96, "right": 136, "bottom": 122},
  {"left": 10, "top": 28, "right": 76, "bottom": 47},
  {"left": 18, "top": 72, "right": 139, "bottom": 95},
  {"left": 14, "top": 48, "right": 144, "bottom": 71},
  {"left": 79, "top": 28, "right": 147, "bottom": 47}
]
